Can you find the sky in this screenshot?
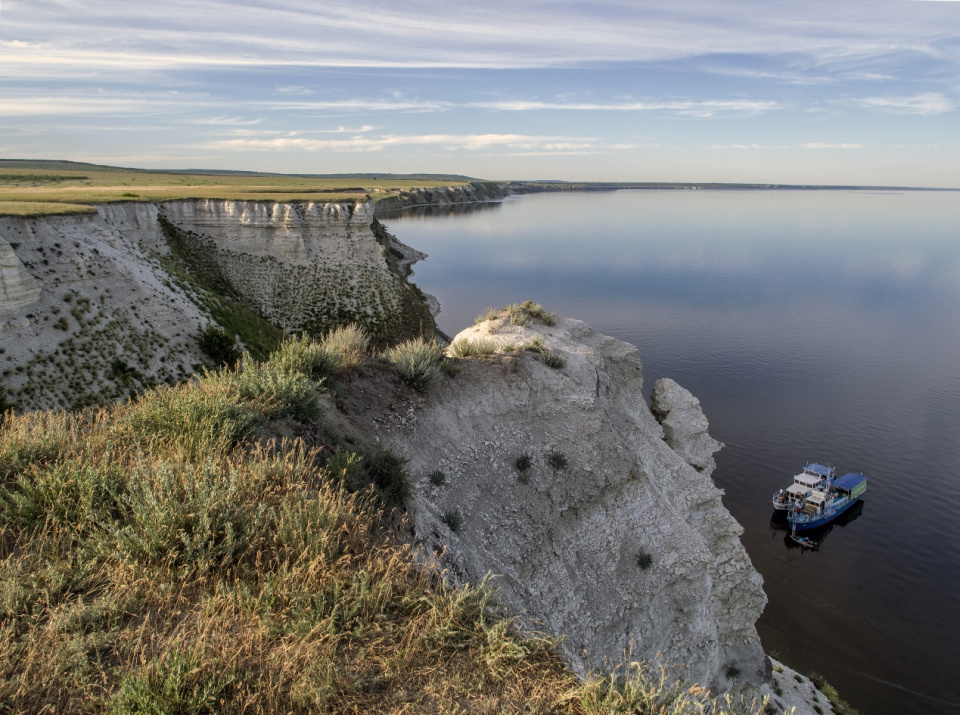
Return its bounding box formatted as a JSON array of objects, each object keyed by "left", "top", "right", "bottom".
[{"left": 1, "top": 0, "right": 959, "bottom": 185}]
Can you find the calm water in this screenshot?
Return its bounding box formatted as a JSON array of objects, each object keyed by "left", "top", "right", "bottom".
[{"left": 379, "top": 190, "right": 960, "bottom": 715}]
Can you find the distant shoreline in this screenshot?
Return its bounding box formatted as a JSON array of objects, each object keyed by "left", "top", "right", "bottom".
[{"left": 506, "top": 180, "right": 960, "bottom": 193}]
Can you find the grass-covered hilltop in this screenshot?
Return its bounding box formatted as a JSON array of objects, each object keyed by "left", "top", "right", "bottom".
[{"left": 0, "top": 161, "right": 858, "bottom": 714}]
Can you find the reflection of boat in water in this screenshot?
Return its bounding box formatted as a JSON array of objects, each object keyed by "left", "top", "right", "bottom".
[
  {"left": 772, "top": 463, "right": 836, "bottom": 511},
  {"left": 777, "top": 499, "right": 865, "bottom": 550},
  {"left": 788, "top": 472, "right": 867, "bottom": 533}
]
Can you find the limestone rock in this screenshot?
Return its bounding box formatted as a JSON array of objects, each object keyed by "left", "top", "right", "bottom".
[
  {"left": 368, "top": 315, "right": 768, "bottom": 691},
  {"left": 651, "top": 377, "right": 724, "bottom": 473},
  {"left": 0, "top": 240, "right": 41, "bottom": 316}
]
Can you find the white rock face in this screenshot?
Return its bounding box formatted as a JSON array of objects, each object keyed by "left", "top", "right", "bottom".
[
  {"left": 372, "top": 315, "right": 769, "bottom": 691},
  {"left": 651, "top": 378, "right": 724, "bottom": 473},
  {"left": 0, "top": 198, "right": 417, "bottom": 410},
  {"left": 0, "top": 204, "right": 206, "bottom": 410},
  {"left": 159, "top": 200, "right": 424, "bottom": 336},
  {"left": 0, "top": 240, "right": 41, "bottom": 316}
]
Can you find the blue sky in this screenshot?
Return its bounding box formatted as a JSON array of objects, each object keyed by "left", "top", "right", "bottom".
[{"left": 1, "top": 0, "right": 959, "bottom": 185}]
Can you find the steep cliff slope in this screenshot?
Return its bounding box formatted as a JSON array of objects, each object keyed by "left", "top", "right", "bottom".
[
  {"left": 0, "top": 198, "right": 433, "bottom": 411},
  {"left": 356, "top": 313, "right": 769, "bottom": 692}
]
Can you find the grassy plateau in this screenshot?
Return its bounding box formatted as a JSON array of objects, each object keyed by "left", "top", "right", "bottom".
[{"left": 0, "top": 161, "right": 469, "bottom": 216}]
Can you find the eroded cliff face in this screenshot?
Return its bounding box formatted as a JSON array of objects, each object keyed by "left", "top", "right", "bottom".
[
  {"left": 373, "top": 181, "right": 509, "bottom": 211},
  {"left": 0, "top": 203, "right": 206, "bottom": 410},
  {"left": 158, "top": 199, "right": 433, "bottom": 342},
  {"left": 0, "top": 198, "right": 426, "bottom": 411},
  {"left": 367, "top": 315, "right": 768, "bottom": 692}
]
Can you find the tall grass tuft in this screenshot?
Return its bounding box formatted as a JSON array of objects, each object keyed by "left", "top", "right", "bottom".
[
  {"left": 448, "top": 336, "right": 498, "bottom": 358},
  {"left": 385, "top": 337, "right": 444, "bottom": 391},
  {"left": 321, "top": 324, "right": 369, "bottom": 373}
]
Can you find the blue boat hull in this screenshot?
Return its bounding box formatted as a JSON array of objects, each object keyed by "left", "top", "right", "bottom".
[{"left": 788, "top": 497, "right": 862, "bottom": 532}]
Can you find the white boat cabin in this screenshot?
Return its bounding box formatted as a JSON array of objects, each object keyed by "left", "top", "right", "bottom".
[{"left": 802, "top": 490, "right": 829, "bottom": 514}]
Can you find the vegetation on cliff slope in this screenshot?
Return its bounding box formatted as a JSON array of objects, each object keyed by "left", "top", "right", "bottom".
[{"left": 0, "top": 331, "right": 767, "bottom": 714}]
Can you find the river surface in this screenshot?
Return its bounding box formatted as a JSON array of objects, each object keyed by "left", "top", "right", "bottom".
[{"left": 378, "top": 189, "right": 960, "bottom": 715}]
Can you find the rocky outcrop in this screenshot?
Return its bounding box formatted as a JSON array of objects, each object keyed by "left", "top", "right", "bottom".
[
  {"left": 374, "top": 181, "right": 508, "bottom": 212},
  {"left": 651, "top": 378, "right": 724, "bottom": 473},
  {"left": 367, "top": 314, "right": 768, "bottom": 692}
]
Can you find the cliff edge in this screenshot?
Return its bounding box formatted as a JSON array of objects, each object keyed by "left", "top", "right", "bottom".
[{"left": 363, "top": 311, "right": 769, "bottom": 692}]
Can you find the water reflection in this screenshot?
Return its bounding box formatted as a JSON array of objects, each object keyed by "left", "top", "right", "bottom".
[
  {"left": 375, "top": 199, "right": 503, "bottom": 220},
  {"left": 771, "top": 500, "right": 867, "bottom": 551}
]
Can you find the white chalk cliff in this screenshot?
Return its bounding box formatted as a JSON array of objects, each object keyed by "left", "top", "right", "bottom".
[{"left": 369, "top": 315, "right": 769, "bottom": 691}]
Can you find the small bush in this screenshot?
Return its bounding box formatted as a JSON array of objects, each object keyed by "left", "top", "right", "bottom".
[
  {"left": 269, "top": 333, "right": 333, "bottom": 379},
  {"left": 774, "top": 665, "right": 783, "bottom": 674},
  {"left": 198, "top": 325, "right": 241, "bottom": 367},
  {"left": 231, "top": 362, "right": 322, "bottom": 421},
  {"left": 442, "top": 509, "right": 463, "bottom": 533},
  {"left": 385, "top": 337, "right": 443, "bottom": 391},
  {"left": 448, "top": 337, "right": 497, "bottom": 358},
  {"left": 540, "top": 350, "right": 566, "bottom": 369},
  {"left": 429, "top": 470, "right": 447, "bottom": 487},
  {"left": 774, "top": 685, "right": 783, "bottom": 696},
  {"left": 322, "top": 324, "right": 369, "bottom": 373},
  {"left": 506, "top": 303, "right": 531, "bottom": 326},
  {"left": 547, "top": 450, "right": 568, "bottom": 471},
  {"left": 515, "top": 454, "right": 532, "bottom": 472},
  {"left": 795, "top": 674, "right": 804, "bottom": 684},
  {"left": 725, "top": 665, "right": 741, "bottom": 680},
  {"left": 362, "top": 445, "right": 410, "bottom": 506},
  {"left": 474, "top": 307, "right": 498, "bottom": 324},
  {"left": 52, "top": 316, "right": 69, "bottom": 331},
  {"left": 521, "top": 300, "right": 557, "bottom": 326},
  {"left": 636, "top": 550, "right": 653, "bottom": 570},
  {"left": 110, "top": 649, "right": 240, "bottom": 714},
  {"left": 439, "top": 358, "right": 461, "bottom": 377}
]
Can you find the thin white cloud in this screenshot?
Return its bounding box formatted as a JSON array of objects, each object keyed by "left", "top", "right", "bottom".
[
  {"left": 3, "top": 0, "right": 960, "bottom": 73},
  {"left": 203, "top": 132, "right": 630, "bottom": 154},
  {"left": 802, "top": 143, "right": 863, "bottom": 149},
  {"left": 473, "top": 99, "right": 782, "bottom": 116},
  {"left": 853, "top": 92, "right": 954, "bottom": 114}
]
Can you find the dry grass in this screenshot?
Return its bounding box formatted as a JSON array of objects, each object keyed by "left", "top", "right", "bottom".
[
  {"left": 0, "top": 354, "right": 766, "bottom": 714},
  {"left": 0, "top": 168, "right": 468, "bottom": 215},
  {"left": 0, "top": 201, "right": 98, "bottom": 216}
]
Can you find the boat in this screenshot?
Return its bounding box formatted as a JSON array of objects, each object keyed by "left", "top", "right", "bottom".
[
  {"left": 788, "top": 534, "right": 819, "bottom": 549},
  {"left": 788, "top": 472, "right": 868, "bottom": 533},
  {"left": 772, "top": 463, "right": 836, "bottom": 511}
]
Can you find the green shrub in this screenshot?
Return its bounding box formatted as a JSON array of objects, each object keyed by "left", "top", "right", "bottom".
[
  {"left": 547, "top": 451, "right": 568, "bottom": 471},
  {"left": 448, "top": 337, "right": 497, "bottom": 358},
  {"left": 725, "top": 665, "right": 741, "bottom": 680},
  {"left": 198, "top": 325, "right": 241, "bottom": 367},
  {"left": 268, "top": 333, "right": 333, "bottom": 379},
  {"left": 515, "top": 454, "right": 532, "bottom": 473},
  {"left": 110, "top": 457, "right": 273, "bottom": 573},
  {"left": 110, "top": 649, "right": 240, "bottom": 714},
  {"left": 522, "top": 300, "right": 557, "bottom": 326},
  {"left": 429, "top": 470, "right": 447, "bottom": 487},
  {"left": 385, "top": 337, "right": 443, "bottom": 391},
  {"left": 636, "top": 550, "right": 653, "bottom": 570},
  {"left": 540, "top": 351, "right": 566, "bottom": 369},
  {"left": 230, "top": 363, "right": 322, "bottom": 421},
  {"left": 322, "top": 324, "right": 369, "bottom": 373},
  {"left": 506, "top": 303, "right": 531, "bottom": 327},
  {"left": 124, "top": 379, "right": 264, "bottom": 457},
  {"left": 442, "top": 510, "right": 463, "bottom": 533},
  {"left": 439, "top": 358, "right": 461, "bottom": 377},
  {"left": 361, "top": 445, "right": 410, "bottom": 506}
]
